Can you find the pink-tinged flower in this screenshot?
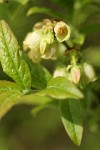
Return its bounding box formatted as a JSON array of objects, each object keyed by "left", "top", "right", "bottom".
[{"left": 71, "top": 66, "right": 81, "bottom": 84}]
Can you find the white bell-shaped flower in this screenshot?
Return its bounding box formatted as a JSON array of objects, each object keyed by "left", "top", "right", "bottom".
[{"left": 54, "top": 21, "right": 71, "bottom": 42}]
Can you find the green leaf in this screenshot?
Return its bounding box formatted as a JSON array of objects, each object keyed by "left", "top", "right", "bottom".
[
  {"left": 25, "top": 57, "right": 52, "bottom": 89},
  {"left": 27, "top": 6, "right": 64, "bottom": 19},
  {"left": 13, "top": 0, "right": 29, "bottom": 5},
  {"left": 31, "top": 64, "right": 52, "bottom": 89},
  {"left": 0, "top": 20, "right": 31, "bottom": 90},
  {"left": 60, "top": 99, "right": 83, "bottom": 146},
  {"left": 0, "top": 80, "right": 22, "bottom": 92},
  {"left": 0, "top": 80, "right": 21, "bottom": 119},
  {"left": 38, "top": 77, "right": 84, "bottom": 99},
  {"left": 18, "top": 93, "right": 52, "bottom": 105}
]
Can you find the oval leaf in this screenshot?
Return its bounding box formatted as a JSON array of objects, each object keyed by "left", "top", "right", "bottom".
[
  {"left": 38, "top": 77, "right": 84, "bottom": 99},
  {"left": 27, "top": 6, "right": 64, "bottom": 19},
  {"left": 0, "top": 20, "right": 31, "bottom": 90},
  {"left": 60, "top": 99, "right": 83, "bottom": 146}
]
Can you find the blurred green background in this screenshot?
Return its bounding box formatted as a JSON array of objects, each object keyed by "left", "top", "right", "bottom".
[{"left": 0, "top": 0, "right": 100, "bottom": 150}]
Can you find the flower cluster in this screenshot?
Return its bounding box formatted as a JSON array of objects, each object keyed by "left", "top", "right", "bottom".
[
  {"left": 23, "top": 19, "right": 96, "bottom": 86},
  {"left": 53, "top": 49, "right": 96, "bottom": 85},
  {"left": 23, "top": 19, "right": 71, "bottom": 62}
]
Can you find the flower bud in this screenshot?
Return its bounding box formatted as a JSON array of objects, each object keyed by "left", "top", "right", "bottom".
[
  {"left": 70, "top": 66, "right": 81, "bottom": 84},
  {"left": 54, "top": 21, "right": 71, "bottom": 42},
  {"left": 43, "top": 19, "right": 52, "bottom": 25},
  {"left": 33, "top": 22, "right": 44, "bottom": 31}
]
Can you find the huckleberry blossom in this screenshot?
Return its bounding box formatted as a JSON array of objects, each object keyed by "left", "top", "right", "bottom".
[
  {"left": 70, "top": 66, "right": 81, "bottom": 84},
  {"left": 82, "top": 63, "right": 96, "bottom": 82},
  {"left": 40, "top": 30, "right": 54, "bottom": 55},
  {"left": 23, "top": 30, "right": 43, "bottom": 50},
  {"left": 40, "top": 37, "right": 47, "bottom": 55},
  {"left": 46, "top": 30, "right": 54, "bottom": 44},
  {"left": 23, "top": 30, "right": 43, "bottom": 62},
  {"left": 54, "top": 21, "right": 71, "bottom": 42},
  {"left": 28, "top": 48, "right": 41, "bottom": 63},
  {"left": 41, "top": 43, "right": 57, "bottom": 60},
  {"left": 23, "top": 19, "right": 71, "bottom": 61}
]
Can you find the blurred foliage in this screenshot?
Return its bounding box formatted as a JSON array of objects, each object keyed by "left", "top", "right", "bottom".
[{"left": 0, "top": 0, "right": 100, "bottom": 149}]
